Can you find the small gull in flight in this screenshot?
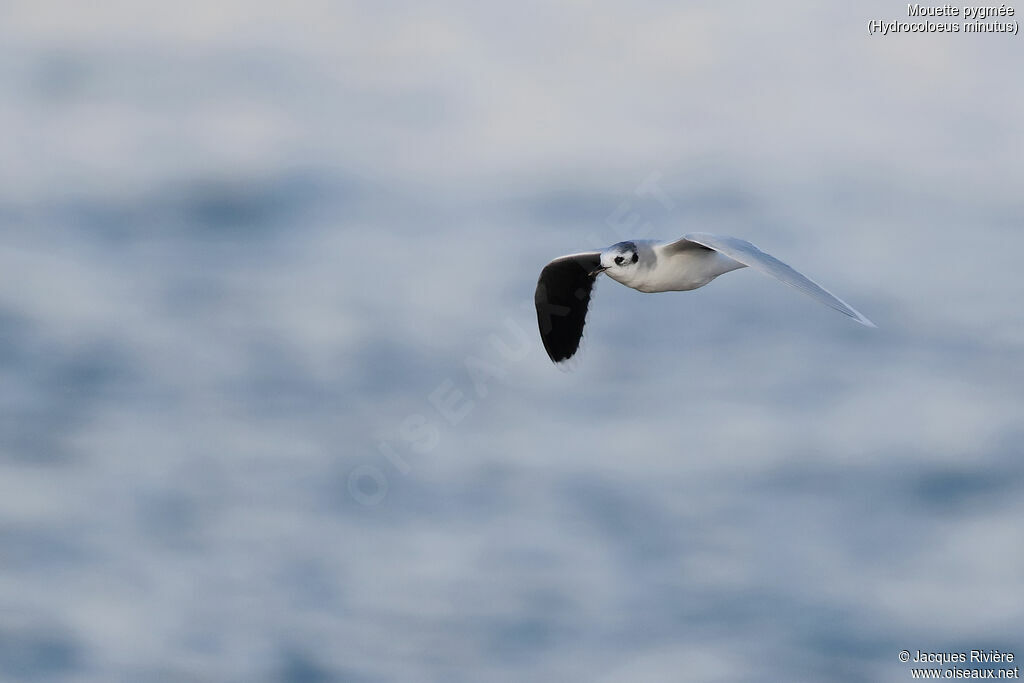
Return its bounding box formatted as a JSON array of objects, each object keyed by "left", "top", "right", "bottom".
[{"left": 534, "top": 233, "right": 875, "bottom": 363}]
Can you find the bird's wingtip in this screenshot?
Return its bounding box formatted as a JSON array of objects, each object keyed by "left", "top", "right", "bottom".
[{"left": 855, "top": 314, "right": 877, "bottom": 328}]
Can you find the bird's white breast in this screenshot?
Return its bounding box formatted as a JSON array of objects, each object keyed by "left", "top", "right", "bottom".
[{"left": 610, "top": 243, "right": 746, "bottom": 293}]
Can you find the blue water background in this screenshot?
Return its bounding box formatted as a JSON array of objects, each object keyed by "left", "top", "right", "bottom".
[{"left": 1, "top": 3, "right": 1022, "bottom": 681}]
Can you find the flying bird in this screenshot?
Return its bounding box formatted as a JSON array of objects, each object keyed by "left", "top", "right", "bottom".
[{"left": 534, "top": 233, "right": 874, "bottom": 363}]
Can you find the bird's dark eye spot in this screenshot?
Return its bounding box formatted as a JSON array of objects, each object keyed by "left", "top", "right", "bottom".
[
  {"left": 631, "top": 252, "right": 639, "bottom": 263},
  {"left": 614, "top": 256, "right": 624, "bottom": 266}
]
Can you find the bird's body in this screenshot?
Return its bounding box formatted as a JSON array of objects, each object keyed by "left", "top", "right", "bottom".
[
  {"left": 534, "top": 233, "right": 874, "bottom": 363},
  {"left": 605, "top": 239, "right": 745, "bottom": 292}
]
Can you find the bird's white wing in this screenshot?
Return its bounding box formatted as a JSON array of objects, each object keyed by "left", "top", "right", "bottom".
[{"left": 670, "top": 233, "right": 876, "bottom": 327}]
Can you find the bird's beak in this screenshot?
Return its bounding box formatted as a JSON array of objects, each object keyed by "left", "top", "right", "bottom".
[{"left": 589, "top": 266, "right": 608, "bottom": 277}]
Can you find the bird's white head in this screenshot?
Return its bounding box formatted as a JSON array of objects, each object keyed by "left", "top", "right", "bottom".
[{"left": 590, "top": 241, "right": 640, "bottom": 278}]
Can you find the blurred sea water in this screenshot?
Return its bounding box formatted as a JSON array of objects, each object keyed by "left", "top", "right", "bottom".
[{"left": 1, "top": 2, "right": 1023, "bottom": 681}]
